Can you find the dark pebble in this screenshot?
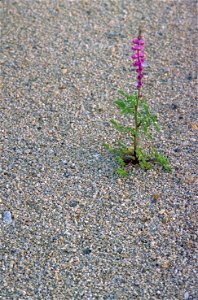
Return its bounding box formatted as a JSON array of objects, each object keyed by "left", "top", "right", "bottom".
[
  {"left": 186, "top": 74, "right": 193, "bottom": 81},
  {"left": 82, "top": 248, "right": 92, "bottom": 255},
  {"left": 69, "top": 200, "right": 78, "bottom": 207},
  {"left": 171, "top": 103, "right": 178, "bottom": 110},
  {"left": 63, "top": 172, "right": 70, "bottom": 177},
  {"left": 108, "top": 32, "right": 117, "bottom": 39}
]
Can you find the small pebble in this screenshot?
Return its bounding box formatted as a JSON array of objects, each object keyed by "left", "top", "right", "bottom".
[
  {"left": 69, "top": 200, "right": 78, "bottom": 208},
  {"left": 184, "top": 292, "right": 189, "bottom": 299},
  {"left": 82, "top": 248, "right": 92, "bottom": 255},
  {"left": 3, "top": 211, "right": 13, "bottom": 224}
]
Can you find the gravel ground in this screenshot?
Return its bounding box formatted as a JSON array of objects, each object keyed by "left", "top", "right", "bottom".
[{"left": 1, "top": 0, "right": 197, "bottom": 299}]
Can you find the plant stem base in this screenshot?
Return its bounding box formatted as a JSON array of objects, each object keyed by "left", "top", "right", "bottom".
[{"left": 123, "top": 151, "right": 139, "bottom": 165}]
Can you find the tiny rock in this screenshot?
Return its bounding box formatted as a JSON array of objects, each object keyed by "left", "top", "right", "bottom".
[
  {"left": 184, "top": 292, "right": 189, "bottom": 299},
  {"left": 117, "top": 178, "right": 122, "bottom": 186},
  {"left": 3, "top": 211, "right": 13, "bottom": 224},
  {"left": 61, "top": 68, "right": 68, "bottom": 75},
  {"left": 162, "top": 261, "right": 169, "bottom": 269}
]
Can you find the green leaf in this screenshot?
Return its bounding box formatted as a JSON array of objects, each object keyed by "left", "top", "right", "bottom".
[
  {"left": 114, "top": 100, "right": 126, "bottom": 109},
  {"left": 128, "top": 95, "right": 137, "bottom": 106},
  {"left": 139, "top": 160, "right": 152, "bottom": 170},
  {"left": 103, "top": 143, "right": 117, "bottom": 155},
  {"left": 115, "top": 155, "right": 125, "bottom": 167},
  {"left": 142, "top": 101, "right": 151, "bottom": 118},
  {"left": 147, "top": 133, "right": 153, "bottom": 140},
  {"left": 126, "top": 127, "right": 136, "bottom": 136},
  {"left": 154, "top": 151, "right": 171, "bottom": 172},
  {"left": 116, "top": 168, "right": 128, "bottom": 177},
  {"left": 117, "top": 142, "right": 129, "bottom": 154},
  {"left": 142, "top": 124, "right": 148, "bottom": 134},
  {"left": 154, "top": 123, "right": 160, "bottom": 132},
  {"left": 110, "top": 119, "right": 125, "bottom": 132},
  {"left": 151, "top": 115, "right": 160, "bottom": 132},
  {"left": 151, "top": 115, "right": 157, "bottom": 122},
  {"left": 118, "top": 90, "right": 129, "bottom": 98},
  {"left": 114, "top": 100, "right": 134, "bottom": 115},
  {"left": 103, "top": 143, "right": 110, "bottom": 150}
]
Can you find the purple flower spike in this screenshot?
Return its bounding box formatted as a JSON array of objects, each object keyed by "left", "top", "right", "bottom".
[{"left": 131, "top": 34, "right": 145, "bottom": 91}]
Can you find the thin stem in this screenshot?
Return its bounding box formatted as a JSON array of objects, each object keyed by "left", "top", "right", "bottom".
[{"left": 134, "top": 93, "right": 139, "bottom": 159}]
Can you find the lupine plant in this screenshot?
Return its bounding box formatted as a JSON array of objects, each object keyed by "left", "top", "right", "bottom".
[{"left": 104, "top": 30, "right": 171, "bottom": 176}]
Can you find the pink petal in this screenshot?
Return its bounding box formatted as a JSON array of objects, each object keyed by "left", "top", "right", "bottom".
[
  {"left": 132, "top": 39, "right": 139, "bottom": 44},
  {"left": 138, "top": 40, "right": 144, "bottom": 45},
  {"left": 137, "top": 82, "right": 142, "bottom": 88},
  {"left": 131, "top": 46, "right": 143, "bottom": 51},
  {"left": 137, "top": 74, "right": 144, "bottom": 80},
  {"left": 133, "top": 61, "right": 141, "bottom": 67},
  {"left": 136, "top": 67, "right": 143, "bottom": 73},
  {"left": 131, "top": 54, "right": 138, "bottom": 59},
  {"left": 139, "top": 52, "right": 144, "bottom": 58}
]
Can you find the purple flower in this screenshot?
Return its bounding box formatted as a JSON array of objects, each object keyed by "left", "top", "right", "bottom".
[
  {"left": 133, "top": 61, "right": 142, "bottom": 67},
  {"left": 137, "top": 74, "right": 144, "bottom": 80},
  {"left": 131, "top": 46, "right": 143, "bottom": 51},
  {"left": 139, "top": 52, "right": 144, "bottom": 58},
  {"left": 136, "top": 67, "right": 143, "bottom": 73},
  {"left": 131, "top": 54, "right": 138, "bottom": 59},
  {"left": 137, "top": 81, "right": 143, "bottom": 88},
  {"left": 132, "top": 38, "right": 144, "bottom": 46},
  {"left": 132, "top": 39, "right": 140, "bottom": 44}
]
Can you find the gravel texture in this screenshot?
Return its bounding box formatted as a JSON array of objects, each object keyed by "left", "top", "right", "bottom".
[{"left": 1, "top": 0, "right": 197, "bottom": 299}]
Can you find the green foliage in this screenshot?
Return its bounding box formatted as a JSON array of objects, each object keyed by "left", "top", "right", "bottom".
[
  {"left": 153, "top": 151, "right": 171, "bottom": 172},
  {"left": 140, "top": 98, "right": 160, "bottom": 135},
  {"left": 115, "top": 155, "right": 125, "bottom": 167},
  {"left": 136, "top": 147, "right": 152, "bottom": 170},
  {"left": 103, "top": 90, "right": 171, "bottom": 176},
  {"left": 113, "top": 90, "right": 137, "bottom": 115}
]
